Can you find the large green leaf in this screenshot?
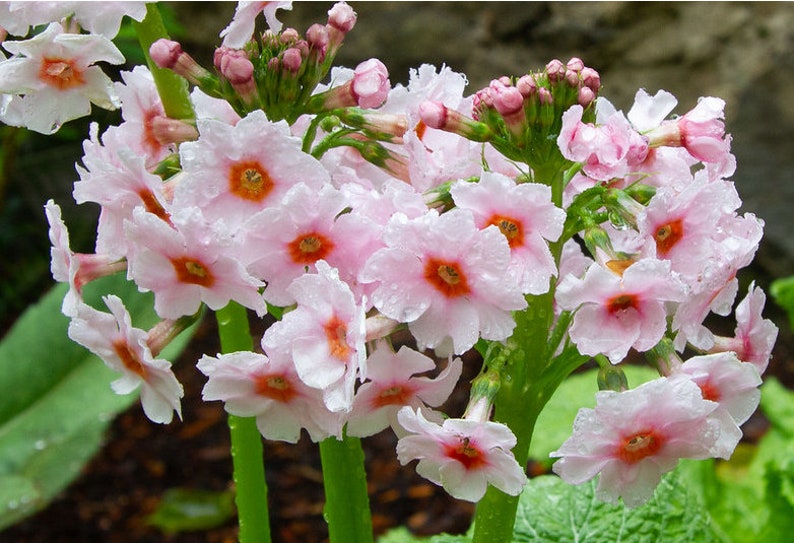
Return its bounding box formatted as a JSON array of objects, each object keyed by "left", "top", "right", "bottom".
[
  {"left": 0, "top": 274, "right": 196, "bottom": 530},
  {"left": 511, "top": 469, "right": 718, "bottom": 543}
]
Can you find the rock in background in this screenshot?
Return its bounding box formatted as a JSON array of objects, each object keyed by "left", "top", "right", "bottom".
[{"left": 177, "top": 1, "right": 794, "bottom": 276}]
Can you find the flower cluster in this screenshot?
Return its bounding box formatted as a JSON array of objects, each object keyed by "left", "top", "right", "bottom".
[{"left": 8, "top": 0, "right": 777, "bottom": 509}]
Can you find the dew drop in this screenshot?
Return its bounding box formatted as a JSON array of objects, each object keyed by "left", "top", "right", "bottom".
[{"left": 33, "top": 439, "right": 47, "bottom": 451}]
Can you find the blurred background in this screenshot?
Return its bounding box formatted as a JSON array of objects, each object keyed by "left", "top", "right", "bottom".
[{"left": 1, "top": 3, "right": 793, "bottom": 542}]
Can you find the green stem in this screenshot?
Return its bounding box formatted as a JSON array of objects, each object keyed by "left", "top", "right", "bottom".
[
  {"left": 132, "top": 3, "right": 195, "bottom": 120},
  {"left": 319, "top": 434, "right": 374, "bottom": 543},
  {"left": 471, "top": 164, "right": 575, "bottom": 543},
  {"left": 216, "top": 303, "right": 271, "bottom": 543}
]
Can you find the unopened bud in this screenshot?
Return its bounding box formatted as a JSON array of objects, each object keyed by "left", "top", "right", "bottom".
[
  {"left": 281, "top": 47, "right": 303, "bottom": 73},
  {"left": 418, "top": 100, "right": 492, "bottom": 142},
  {"left": 578, "top": 86, "right": 596, "bottom": 107},
  {"left": 516, "top": 74, "right": 537, "bottom": 97},
  {"left": 566, "top": 57, "right": 585, "bottom": 72},
  {"left": 328, "top": 1, "right": 357, "bottom": 33},
  {"left": 306, "top": 23, "right": 329, "bottom": 50},
  {"left": 580, "top": 67, "right": 601, "bottom": 92},
  {"left": 151, "top": 39, "right": 213, "bottom": 87},
  {"left": 545, "top": 59, "right": 565, "bottom": 82},
  {"left": 151, "top": 116, "right": 199, "bottom": 145},
  {"left": 597, "top": 365, "right": 629, "bottom": 392},
  {"left": 351, "top": 58, "right": 390, "bottom": 109}
]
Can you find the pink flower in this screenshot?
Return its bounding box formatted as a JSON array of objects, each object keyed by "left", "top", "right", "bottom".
[
  {"left": 637, "top": 178, "right": 741, "bottom": 283},
  {"left": 396, "top": 407, "right": 527, "bottom": 502},
  {"left": 646, "top": 96, "right": 730, "bottom": 164},
  {"left": 556, "top": 259, "right": 686, "bottom": 363},
  {"left": 360, "top": 208, "right": 527, "bottom": 355},
  {"left": 112, "top": 65, "right": 174, "bottom": 165},
  {"left": 450, "top": 171, "right": 565, "bottom": 295},
  {"left": 0, "top": 2, "right": 148, "bottom": 39},
  {"left": 67, "top": 295, "right": 183, "bottom": 424},
  {"left": 551, "top": 375, "right": 721, "bottom": 508},
  {"left": 351, "top": 58, "right": 390, "bottom": 109},
  {"left": 261, "top": 261, "right": 365, "bottom": 412},
  {"left": 711, "top": 282, "right": 778, "bottom": 374},
  {"left": 557, "top": 103, "right": 648, "bottom": 181},
  {"left": 45, "top": 199, "right": 127, "bottom": 316},
  {"left": 677, "top": 352, "right": 761, "bottom": 446},
  {"left": 197, "top": 350, "right": 342, "bottom": 442},
  {"left": 0, "top": 22, "right": 124, "bottom": 133},
  {"left": 220, "top": 1, "right": 293, "bottom": 49},
  {"left": 242, "top": 183, "right": 373, "bottom": 306},
  {"left": 125, "top": 206, "right": 266, "bottom": 319},
  {"left": 175, "top": 110, "right": 329, "bottom": 231},
  {"left": 347, "top": 344, "right": 463, "bottom": 437},
  {"left": 73, "top": 141, "right": 172, "bottom": 259}
]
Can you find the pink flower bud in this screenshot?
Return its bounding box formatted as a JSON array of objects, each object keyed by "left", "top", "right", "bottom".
[
  {"left": 418, "top": 100, "right": 448, "bottom": 129},
  {"left": 492, "top": 85, "right": 524, "bottom": 116},
  {"left": 150, "top": 39, "right": 183, "bottom": 70},
  {"left": 351, "top": 58, "right": 390, "bottom": 109},
  {"left": 578, "top": 86, "right": 596, "bottom": 107},
  {"left": 306, "top": 23, "right": 329, "bottom": 50},
  {"left": 538, "top": 87, "right": 553, "bottom": 105},
  {"left": 151, "top": 39, "right": 212, "bottom": 86},
  {"left": 580, "top": 67, "right": 601, "bottom": 92},
  {"left": 545, "top": 59, "right": 565, "bottom": 82},
  {"left": 280, "top": 27, "right": 300, "bottom": 44},
  {"left": 281, "top": 47, "right": 303, "bottom": 73},
  {"left": 516, "top": 75, "right": 537, "bottom": 97},
  {"left": 328, "top": 1, "right": 357, "bottom": 33},
  {"left": 219, "top": 54, "right": 254, "bottom": 85},
  {"left": 566, "top": 57, "right": 585, "bottom": 72}
]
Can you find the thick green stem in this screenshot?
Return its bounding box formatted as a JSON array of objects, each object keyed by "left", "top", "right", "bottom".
[
  {"left": 319, "top": 434, "right": 374, "bottom": 543},
  {"left": 132, "top": 3, "right": 195, "bottom": 120},
  {"left": 216, "top": 303, "right": 271, "bottom": 543},
  {"left": 471, "top": 164, "right": 571, "bottom": 543}
]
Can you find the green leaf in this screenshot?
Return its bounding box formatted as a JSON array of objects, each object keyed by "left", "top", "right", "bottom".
[
  {"left": 528, "top": 365, "right": 659, "bottom": 462},
  {"left": 147, "top": 487, "right": 236, "bottom": 534},
  {"left": 759, "top": 377, "right": 794, "bottom": 436},
  {"left": 0, "top": 274, "right": 195, "bottom": 530},
  {"left": 512, "top": 469, "right": 719, "bottom": 543},
  {"left": 377, "top": 526, "right": 469, "bottom": 543},
  {"left": 770, "top": 275, "right": 794, "bottom": 331}
]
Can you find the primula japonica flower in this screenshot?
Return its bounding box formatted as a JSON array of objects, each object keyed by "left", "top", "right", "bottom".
[
  {"left": 360, "top": 208, "right": 527, "bottom": 355},
  {"left": 556, "top": 258, "right": 686, "bottom": 363},
  {"left": 557, "top": 102, "right": 648, "bottom": 181},
  {"left": 219, "top": 1, "right": 293, "bottom": 49},
  {"left": 243, "top": 182, "right": 379, "bottom": 305},
  {"left": 450, "top": 171, "right": 565, "bottom": 295},
  {"left": 45, "top": 200, "right": 127, "bottom": 317},
  {"left": 262, "top": 261, "right": 366, "bottom": 413},
  {"left": 175, "top": 110, "right": 329, "bottom": 231},
  {"left": 346, "top": 344, "right": 463, "bottom": 437},
  {"left": 73, "top": 141, "right": 172, "bottom": 259},
  {"left": 711, "top": 282, "right": 778, "bottom": 373},
  {"left": 396, "top": 407, "right": 527, "bottom": 502},
  {"left": 0, "top": 22, "right": 124, "bottom": 133},
  {"left": 551, "top": 375, "right": 722, "bottom": 508},
  {"left": 67, "top": 295, "right": 183, "bottom": 424},
  {"left": 0, "top": 1, "right": 148, "bottom": 39},
  {"left": 197, "top": 350, "right": 342, "bottom": 443},
  {"left": 675, "top": 352, "right": 760, "bottom": 457},
  {"left": 125, "top": 206, "right": 266, "bottom": 319}
]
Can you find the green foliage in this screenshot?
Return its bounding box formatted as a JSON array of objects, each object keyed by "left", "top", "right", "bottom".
[
  {"left": 770, "top": 275, "right": 794, "bottom": 331},
  {"left": 147, "top": 487, "right": 236, "bottom": 534},
  {"left": 0, "top": 274, "right": 195, "bottom": 530}
]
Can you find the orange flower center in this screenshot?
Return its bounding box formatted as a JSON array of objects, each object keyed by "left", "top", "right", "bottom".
[
  {"left": 171, "top": 257, "right": 215, "bottom": 287},
  {"left": 654, "top": 218, "right": 684, "bottom": 256},
  {"left": 287, "top": 231, "right": 334, "bottom": 265},
  {"left": 39, "top": 57, "right": 85, "bottom": 90},
  {"left": 253, "top": 374, "right": 298, "bottom": 403},
  {"left": 486, "top": 214, "right": 524, "bottom": 248},
  {"left": 228, "top": 160, "right": 274, "bottom": 202},
  {"left": 112, "top": 339, "right": 147, "bottom": 378},
  {"left": 138, "top": 189, "right": 170, "bottom": 223},
  {"left": 372, "top": 384, "right": 414, "bottom": 408},
  {"left": 424, "top": 257, "right": 470, "bottom": 297},
  {"left": 415, "top": 120, "right": 428, "bottom": 141},
  {"left": 616, "top": 430, "right": 663, "bottom": 464},
  {"left": 606, "top": 293, "right": 639, "bottom": 315},
  {"left": 444, "top": 437, "right": 486, "bottom": 470},
  {"left": 324, "top": 315, "right": 351, "bottom": 361}
]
